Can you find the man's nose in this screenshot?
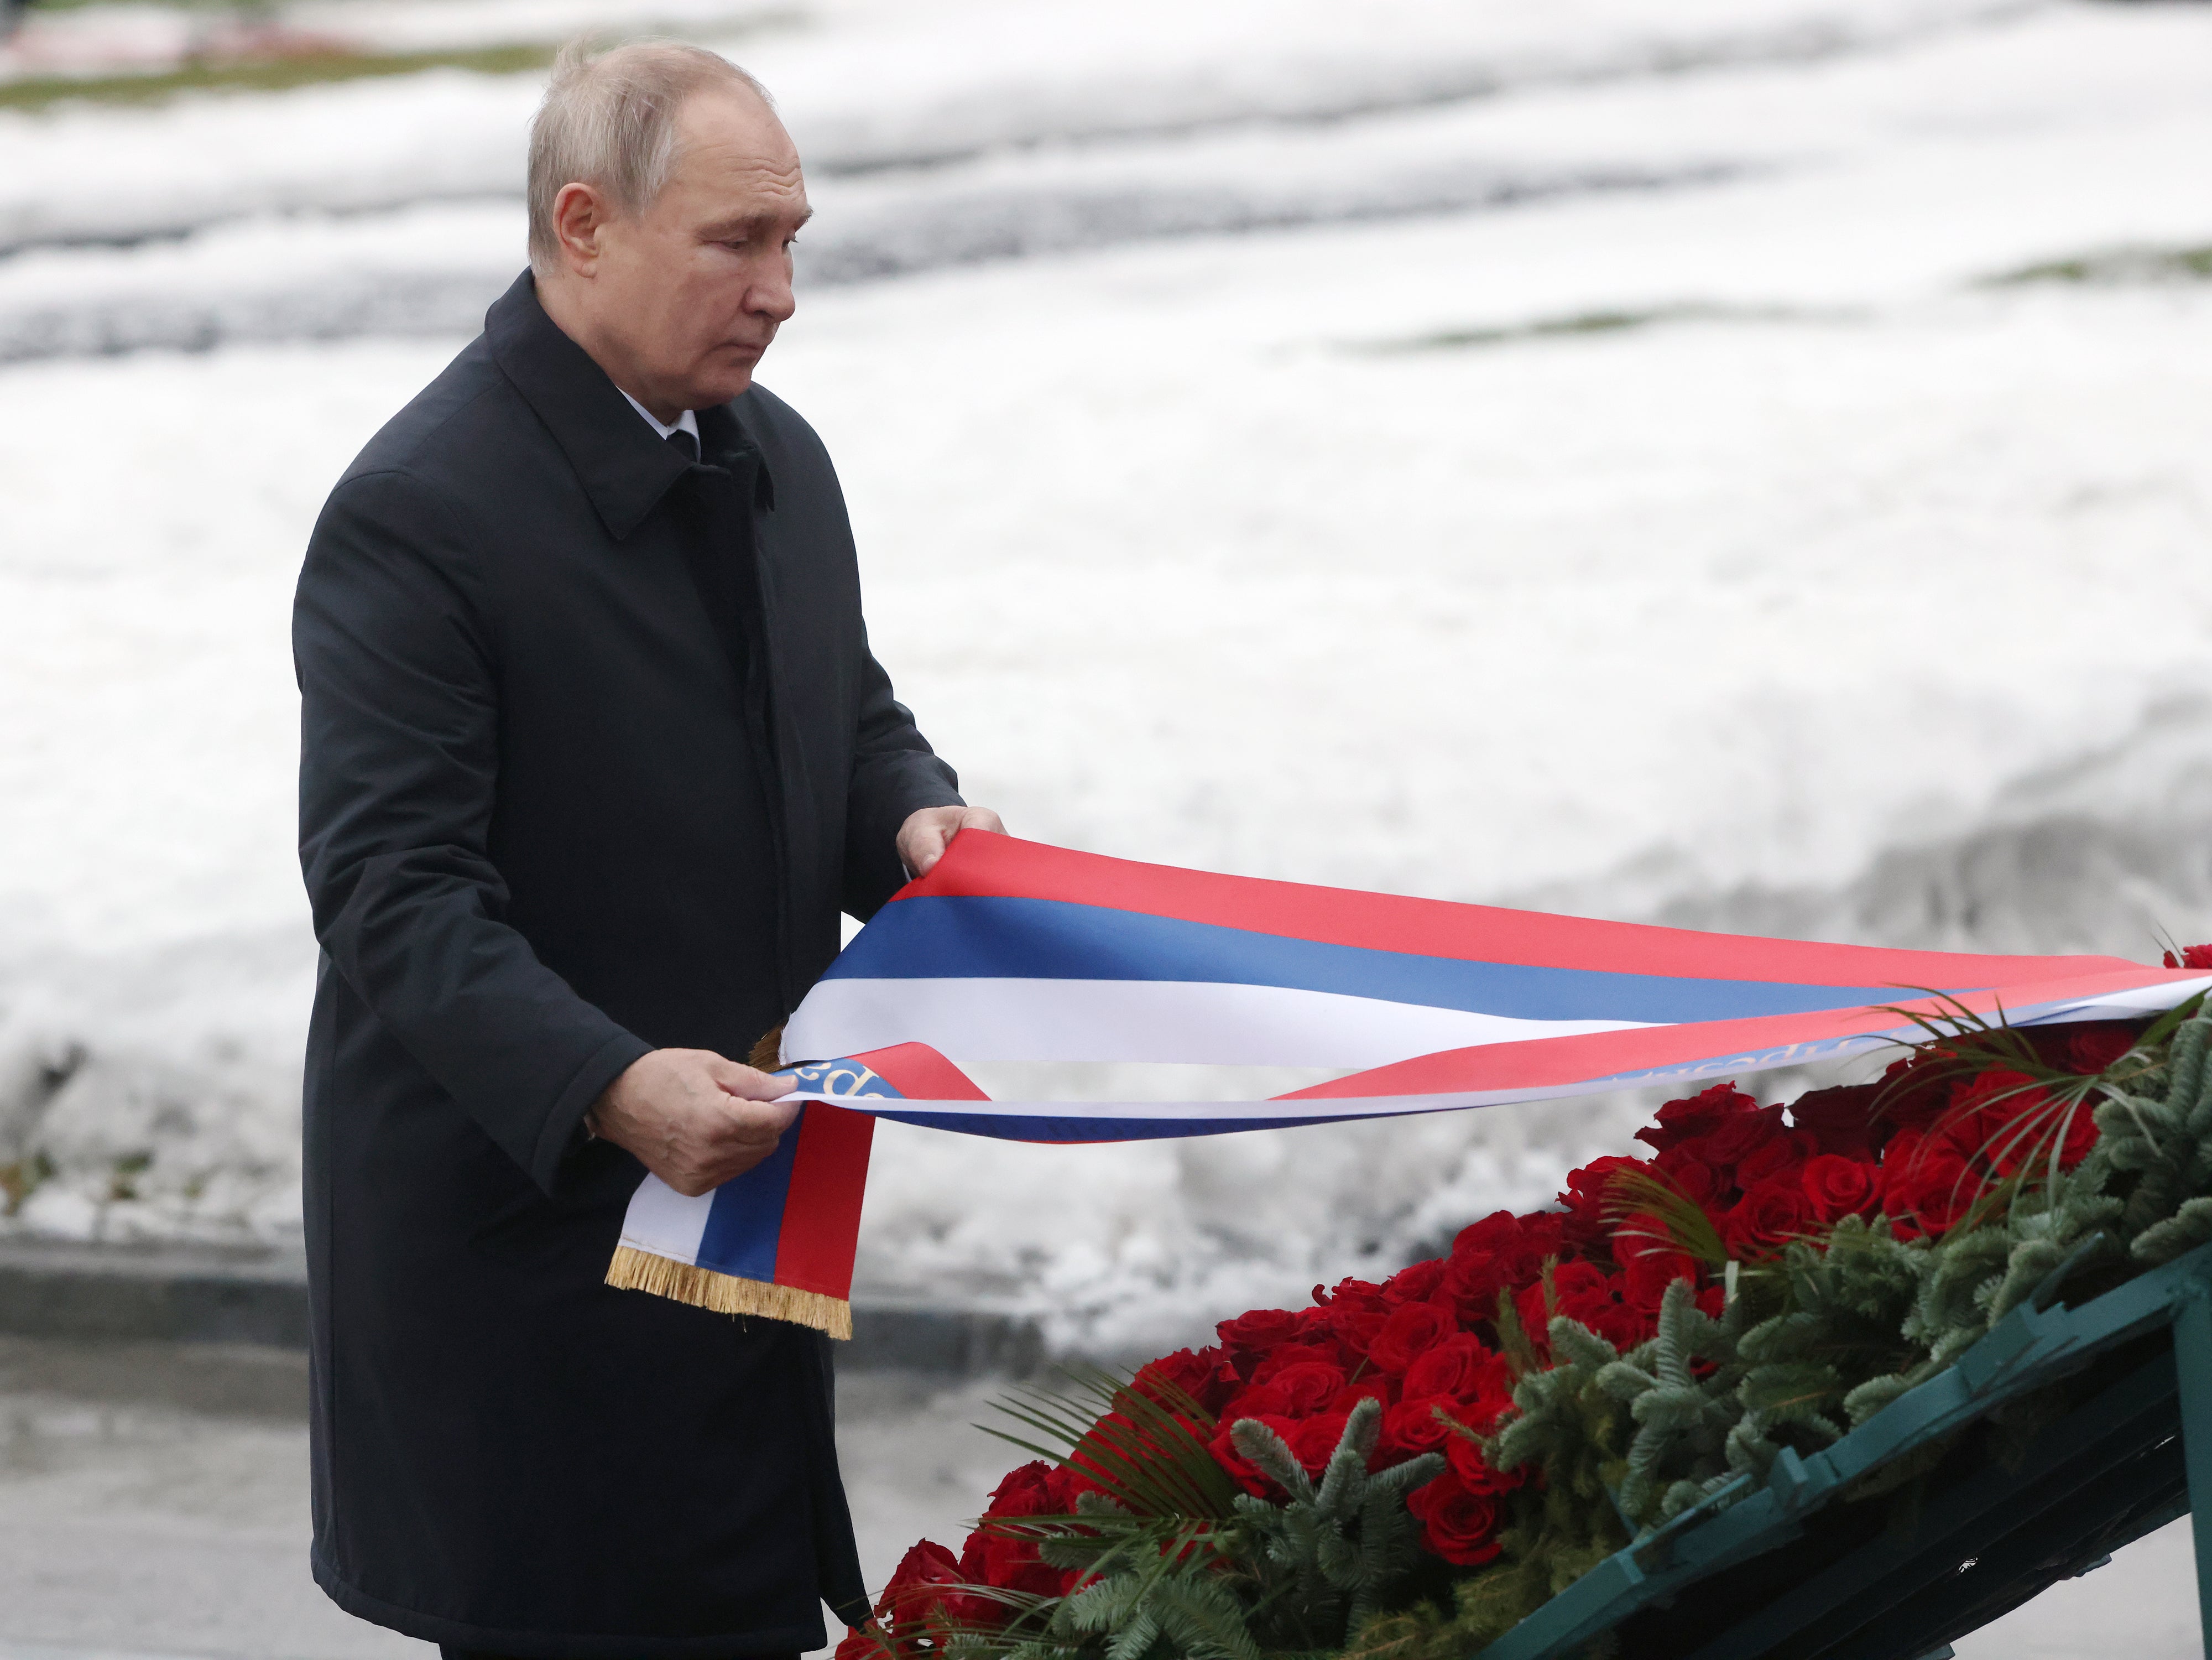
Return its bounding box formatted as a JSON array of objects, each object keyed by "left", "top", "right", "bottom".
[{"left": 748, "top": 259, "right": 797, "bottom": 324}]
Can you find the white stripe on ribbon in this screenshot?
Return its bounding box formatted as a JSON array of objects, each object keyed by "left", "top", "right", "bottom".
[
  {"left": 781, "top": 977, "right": 1654, "bottom": 1069},
  {"left": 615, "top": 1173, "right": 713, "bottom": 1266},
  {"left": 775, "top": 977, "right": 2212, "bottom": 1142}
]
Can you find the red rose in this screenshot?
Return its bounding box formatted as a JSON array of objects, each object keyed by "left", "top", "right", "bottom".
[
  {"left": 1695, "top": 1100, "right": 1788, "bottom": 1169},
  {"left": 1406, "top": 1469, "right": 1508, "bottom": 1566},
  {"left": 982, "top": 1460, "right": 1061, "bottom": 1517},
  {"left": 1519, "top": 1261, "right": 1650, "bottom": 1351},
  {"left": 1217, "top": 1382, "right": 1296, "bottom": 1425},
  {"left": 1318, "top": 1276, "right": 1386, "bottom": 1308},
  {"left": 1722, "top": 1179, "right": 1813, "bottom": 1257},
  {"left": 2163, "top": 944, "right": 2212, "bottom": 970},
  {"left": 1217, "top": 1307, "right": 1302, "bottom": 1359},
  {"left": 1133, "top": 1346, "right": 1237, "bottom": 1416},
  {"left": 1251, "top": 1341, "right": 1342, "bottom": 1382},
  {"left": 1444, "top": 1212, "right": 1542, "bottom": 1324},
  {"left": 1314, "top": 1277, "right": 1388, "bottom": 1355},
  {"left": 1451, "top": 1209, "right": 1554, "bottom": 1262},
  {"left": 1459, "top": 1346, "right": 1517, "bottom": 1431},
  {"left": 1557, "top": 1154, "right": 1650, "bottom": 1253},
  {"left": 1209, "top": 1411, "right": 1300, "bottom": 1497},
  {"left": 1800, "top": 1153, "right": 1880, "bottom": 1224},
  {"left": 1650, "top": 1149, "right": 1724, "bottom": 1208},
  {"left": 1261, "top": 1360, "right": 1348, "bottom": 1415},
  {"left": 1448, "top": 1211, "right": 1567, "bottom": 1328},
  {"left": 1368, "top": 1299, "right": 1455, "bottom": 1376},
  {"left": 1381, "top": 1258, "right": 1448, "bottom": 1305},
  {"left": 1936, "top": 1070, "right": 2041, "bottom": 1167},
  {"left": 1785, "top": 1083, "right": 1882, "bottom": 1159},
  {"left": 1442, "top": 1417, "right": 1530, "bottom": 1489},
  {"left": 2064, "top": 1023, "right": 2135, "bottom": 1076},
  {"left": 1635, "top": 1083, "right": 1756, "bottom": 1154},
  {"left": 961, "top": 1461, "right": 1071, "bottom": 1597},
  {"left": 1379, "top": 1394, "right": 1462, "bottom": 1460},
  {"left": 1287, "top": 1409, "right": 1356, "bottom": 1477},
  {"left": 869, "top": 1538, "right": 972, "bottom": 1638},
  {"left": 1874, "top": 1055, "right": 1954, "bottom": 1136},
  {"left": 882, "top": 1538, "right": 962, "bottom": 1598},
  {"left": 1735, "top": 1127, "right": 1817, "bottom": 1189},
  {"left": 1616, "top": 1220, "right": 1702, "bottom": 1312},
  {"left": 1293, "top": 1304, "right": 1339, "bottom": 1343},
  {"left": 1332, "top": 1378, "right": 1392, "bottom": 1416},
  {"left": 1882, "top": 1128, "right": 1975, "bottom": 1236},
  {"left": 836, "top": 1626, "right": 891, "bottom": 1660},
  {"left": 1936, "top": 1069, "right": 2099, "bottom": 1176},
  {"left": 1401, "top": 1331, "right": 1489, "bottom": 1400}
]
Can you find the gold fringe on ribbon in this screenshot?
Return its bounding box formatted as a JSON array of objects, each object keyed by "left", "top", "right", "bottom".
[{"left": 605, "top": 1245, "right": 853, "bottom": 1340}]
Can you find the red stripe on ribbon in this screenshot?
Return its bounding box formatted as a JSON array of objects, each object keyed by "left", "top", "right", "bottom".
[
  {"left": 773, "top": 1104, "right": 877, "bottom": 1301},
  {"left": 854, "top": 1042, "right": 992, "bottom": 1102},
  {"left": 765, "top": 1047, "right": 989, "bottom": 1302},
  {"left": 900, "top": 832, "right": 2131, "bottom": 990}
]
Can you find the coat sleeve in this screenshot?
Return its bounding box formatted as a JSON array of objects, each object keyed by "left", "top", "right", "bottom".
[
  {"left": 295, "top": 468, "right": 652, "bottom": 1194},
  {"left": 840, "top": 619, "right": 963, "bottom": 920}
]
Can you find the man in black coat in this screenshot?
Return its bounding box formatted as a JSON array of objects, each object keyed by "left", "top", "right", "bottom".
[{"left": 293, "top": 40, "right": 1000, "bottom": 1659}]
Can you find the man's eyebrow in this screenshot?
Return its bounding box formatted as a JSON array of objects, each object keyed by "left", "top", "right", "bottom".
[{"left": 702, "top": 205, "right": 814, "bottom": 238}]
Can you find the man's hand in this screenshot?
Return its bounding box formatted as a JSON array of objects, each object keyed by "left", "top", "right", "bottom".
[
  {"left": 587, "top": 1048, "right": 799, "bottom": 1196},
  {"left": 898, "top": 805, "right": 1005, "bottom": 879}
]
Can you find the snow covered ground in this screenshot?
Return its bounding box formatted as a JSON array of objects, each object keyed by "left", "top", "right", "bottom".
[{"left": 1, "top": 0, "right": 2210, "bottom": 1364}]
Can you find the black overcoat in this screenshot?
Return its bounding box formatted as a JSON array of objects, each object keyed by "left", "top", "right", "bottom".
[{"left": 293, "top": 272, "right": 962, "bottom": 1658}]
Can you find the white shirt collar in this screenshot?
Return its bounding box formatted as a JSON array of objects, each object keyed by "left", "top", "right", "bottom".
[{"left": 619, "top": 389, "right": 701, "bottom": 449}]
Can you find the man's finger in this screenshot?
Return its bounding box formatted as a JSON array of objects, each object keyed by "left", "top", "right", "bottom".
[
  {"left": 713, "top": 1089, "right": 804, "bottom": 1139},
  {"left": 909, "top": 830, "right": 950, "bottom": 876},
  {"left": 703, "top": 1054, "right": 796, "bottom": 1100}
]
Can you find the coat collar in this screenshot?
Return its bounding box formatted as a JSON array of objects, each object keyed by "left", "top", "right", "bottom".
[{"left": 484, "top": 270, "right": 773, "bottom": 541}]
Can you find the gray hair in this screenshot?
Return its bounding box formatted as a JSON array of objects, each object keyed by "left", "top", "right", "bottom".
[{"left": 527, "top": 38, "right": 769, "bottom": 276}]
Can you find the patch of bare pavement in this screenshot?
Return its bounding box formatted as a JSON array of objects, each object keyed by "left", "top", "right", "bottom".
[
  {"left": 0, "top": 1335, "right": 1019, "bottom": 1660},
  {"left": 0, "top": 1334, "right": 2198, "bottom": 1660}
]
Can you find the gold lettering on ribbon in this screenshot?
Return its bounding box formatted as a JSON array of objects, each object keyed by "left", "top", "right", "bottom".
[{"left": 785, "top": 1061, "right": 885, "bottom": 1097}]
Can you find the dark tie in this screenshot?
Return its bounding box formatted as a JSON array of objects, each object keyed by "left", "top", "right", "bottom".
[{"left": 666, "top": 428, "right": 699, "bottom": 464}]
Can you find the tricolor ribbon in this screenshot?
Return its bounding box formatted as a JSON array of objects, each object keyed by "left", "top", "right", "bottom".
[
  {"left": 604, "top": 1045, "right": 983, "bottom": 1337},
  {"left": 609, "top": 832, "right": 2212, "bottom": 1335}
]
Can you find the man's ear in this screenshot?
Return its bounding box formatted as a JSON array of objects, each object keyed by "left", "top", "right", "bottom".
[{"left": 551, "top": 181, "right": 610, "bottom": 275}]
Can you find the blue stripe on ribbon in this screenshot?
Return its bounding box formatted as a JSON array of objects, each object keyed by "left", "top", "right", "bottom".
[
  {"left": 692, "top": 1058, "right": 906, "bottom": 1280},
  {"left": 695, "top": 1120, "right": 802, "bottom": 1281},
  {"left": 822, "top": 896, "right": 1947, "bottom": 1024}
]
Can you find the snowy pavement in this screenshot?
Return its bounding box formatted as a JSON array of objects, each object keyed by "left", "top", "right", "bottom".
[{"left": 2, "top": 0, "right": 2211, "bottom": 1349}]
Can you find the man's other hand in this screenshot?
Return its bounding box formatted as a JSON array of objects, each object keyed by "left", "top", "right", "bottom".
[
  {"left": 587, "top": 1048, "right": 799, "bottom": 1196},
  {"left": 898, "top": 805, "right": 1005, "bottom": 879}
]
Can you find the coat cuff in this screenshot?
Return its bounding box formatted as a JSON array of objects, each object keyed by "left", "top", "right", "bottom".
[{"left": 532, "top": 1027, "right": 655, "bottom": 1195}]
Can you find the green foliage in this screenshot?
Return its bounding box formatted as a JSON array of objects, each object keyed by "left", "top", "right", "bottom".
[
  {"left": 1229, "top": 1399, "right": 1444, "bottom": 1637},
  {"left": 977, "top": 1391, "right": 1443, "bottom": 1660},
  {"left": 2095, "top": 1009, "right": 2212, "bottom": 1263}
]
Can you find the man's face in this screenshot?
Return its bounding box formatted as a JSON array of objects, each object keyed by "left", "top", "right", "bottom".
[{"left": 580, "top": 87, "right": 810, "bottom": 413}]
